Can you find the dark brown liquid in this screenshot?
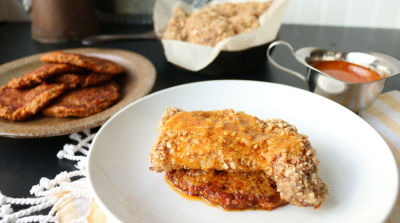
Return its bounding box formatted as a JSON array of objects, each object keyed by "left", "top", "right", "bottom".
[{"left": 310, "top": 60, "right": 381, "bottom": 83}]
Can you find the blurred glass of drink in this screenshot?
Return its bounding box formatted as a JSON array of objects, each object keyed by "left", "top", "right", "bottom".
[{"left": 31, "top": 0, "right": 98, "bottom": 43}]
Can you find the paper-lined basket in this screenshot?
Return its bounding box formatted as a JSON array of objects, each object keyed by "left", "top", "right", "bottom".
[{"left": 153, "top": 0, "right": 290, "bottom": 73}]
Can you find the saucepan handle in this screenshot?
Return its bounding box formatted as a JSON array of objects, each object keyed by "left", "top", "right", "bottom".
[{"left": 266, "top": 40, "right": 306, "bottom": 82}]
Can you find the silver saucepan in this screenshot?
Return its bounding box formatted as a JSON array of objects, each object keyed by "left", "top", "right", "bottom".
[{"left": 267, "top": 40, "right": 400, "bottom": 113}]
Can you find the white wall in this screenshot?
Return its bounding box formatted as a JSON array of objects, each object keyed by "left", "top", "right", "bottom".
[
  {"left": 1, "top": 0, "right": 400, "bottom": 29},
  {"left": 283, "top": 0, "right": 400, "bottom": 29}
]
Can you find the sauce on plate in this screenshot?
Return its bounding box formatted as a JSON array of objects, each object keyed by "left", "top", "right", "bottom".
[
  {"left": 165, "top": 176, "right": 214, "bottom": 206},
  {"left": 310, "top": 60, "right": 381, "bottom": 83}
]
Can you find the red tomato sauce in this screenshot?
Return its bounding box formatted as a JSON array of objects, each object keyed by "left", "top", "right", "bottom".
[{"left": 310, "top": 60, "right": 381, "bottom": 83}]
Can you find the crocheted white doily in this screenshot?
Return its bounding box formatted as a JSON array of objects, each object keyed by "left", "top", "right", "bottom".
[{"left": 0, "top": 130, "right": 96, "bottom": 223}]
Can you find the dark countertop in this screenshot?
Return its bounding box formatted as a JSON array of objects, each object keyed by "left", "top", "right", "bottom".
[{"left": 1, "top": 22, "right": 400, "bottom": 198}]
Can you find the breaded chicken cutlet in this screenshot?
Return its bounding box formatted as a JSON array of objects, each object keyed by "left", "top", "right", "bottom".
[
  {"left": 0, "top": 51, "right": 125, "bottom": 121},
  {"left": 0, "top": 83, "right": 66, "bottom": 121},
  {"left": 41, "top": 51, "right": 125, "bottom": 75},
  {"left": 42, "top": 82, "right": 119, "bottom": 118},
  {"left": 150, "top": 107, "right": 328, "bottom": 208},
  {"left": 51, "top": 73, "right": 114, "bottom": 88},
  {"left": 7, "top": 63, "right": 85, "bottom": 89},
  {"left": 167, "top": 170, "right": 287, "bottom": 210}
]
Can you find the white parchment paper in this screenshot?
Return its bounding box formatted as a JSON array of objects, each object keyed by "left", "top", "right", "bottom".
[{"left": 153, "top": 0, "right": 290, "bottom": 71}]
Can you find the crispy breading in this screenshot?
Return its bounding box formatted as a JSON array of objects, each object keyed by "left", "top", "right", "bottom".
[
  {"left": 150, "top": 107, "right": 285, "bottom": 172},
  {"left": 40, "top": 51, "right": 125, "bottom": 75},
  {"left": 167, "top": 170, "right": 287, "bottom": 210},
  {"left": 81, "top": 73, "right": 114, "bottom": 87},
  {"left": 150, "top": 107, "right": 328, "bottom": 207},
  {"left": 7, "top": 63, "right": 85, "bottom": 89},
  {"left": 162, "top": 7, "right": 189, "bottom": 41},
  {"left": 163, "top": 2, "right": 271, "bottom": 46},
  {"left": 42, "top": 82, "right": 119, "bottom": 118},
  {"left": 51, "top": 73, "right": 114, "bottom": 88},
  {"left": 51, "top": 73, "right": 82, "bottom": 89},
  {"left": 0, "top": 83, "right": 66, "bottom": 121}
]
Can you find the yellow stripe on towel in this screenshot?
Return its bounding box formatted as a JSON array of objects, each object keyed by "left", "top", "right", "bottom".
[
  {"left": 364, "top": 105, "right": 400, "bottom": 138},
  {"left": 380, "top": 93, "right": 400, "bottom": 114},
  {"left": 361, "top": 91, "right": 400, "bottom": 223}
]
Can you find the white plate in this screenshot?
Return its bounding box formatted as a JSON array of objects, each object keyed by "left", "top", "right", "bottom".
[{"left": 88, "top": 80, "right": 398, "bottom": 223}]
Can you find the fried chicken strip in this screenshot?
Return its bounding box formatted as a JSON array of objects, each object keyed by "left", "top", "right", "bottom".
[{"left": 150, "top": 107, "right": 328, "bottom": 207}]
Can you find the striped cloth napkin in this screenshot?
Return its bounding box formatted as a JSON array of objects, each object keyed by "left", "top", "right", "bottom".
[{"left": 359, "top": 91, "right": 400, "bottom": 223}]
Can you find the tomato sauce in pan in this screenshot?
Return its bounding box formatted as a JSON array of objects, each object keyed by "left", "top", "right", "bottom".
[{"left": 310, "top": 60, "right": 381, "bottom": 83}]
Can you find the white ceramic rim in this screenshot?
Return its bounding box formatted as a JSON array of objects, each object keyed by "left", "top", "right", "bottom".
[{"left": 88, "top": 80, "right": 399, "bottom": 223}]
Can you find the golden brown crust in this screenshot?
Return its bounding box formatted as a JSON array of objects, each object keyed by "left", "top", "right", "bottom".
[
  {"left": 159, "top": 106, "right": 182, "bottom": 127},
  {"left": 51, "top": 73, "right": 83, "bottom": 89},
  {"left": 7, "top": 63, "right": 85, "bottom": 89},
  {"left": 167, "top": 169, "right": 287, "bottom": 210},
  {"left": 51, "top": 72, "right": 114, "bottom": 88},
  {"left": 40, "top": 51, "right": 125, "bottom": 75},
  {"left": 0, "top": 83, "right": 67, "bottom": 121},
  {"left": 150, "top": 107, "right": 329, "bottom": 207},
  {"left": 81, "top": 73, "right": 114, "bottom": 87},
  {"left": 0, "top": 104, "right": 12, "bottom": 120},
  {"left": 42, "top": 82, "right": 120, "bottom": 118}
]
